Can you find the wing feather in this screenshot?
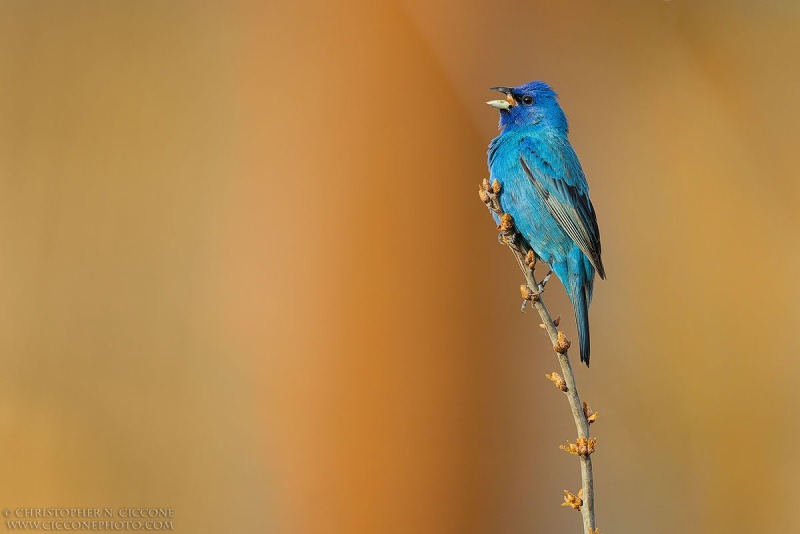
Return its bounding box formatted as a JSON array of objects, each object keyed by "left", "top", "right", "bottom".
[{"left": 518, "top": 142, "right": 605, "bottom": 279}]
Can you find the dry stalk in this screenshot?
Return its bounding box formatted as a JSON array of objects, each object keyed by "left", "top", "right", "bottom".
[{"left": 480, "top": 178, "right": 598, "bottom": 534}]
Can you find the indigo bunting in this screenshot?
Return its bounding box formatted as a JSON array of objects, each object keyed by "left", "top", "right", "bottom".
[{"left": 487, "top": 81, "right": 605, "bottom": 366}]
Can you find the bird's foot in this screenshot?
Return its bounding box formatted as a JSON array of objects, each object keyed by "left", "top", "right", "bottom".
[
  {"left": 499, "top": 231, "right": 521, "bottom": 248},
  {"left": 497, "top": 213, "right": 517, "bottom": 247},
  {"left": 519, "top": 284, "right": 543, "bottom": 312},
  {"left": 537, "top": 269, "right": 553, "bottom": 292}
]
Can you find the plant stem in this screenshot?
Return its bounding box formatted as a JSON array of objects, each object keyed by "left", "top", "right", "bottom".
[{"left": 483, "top": 185, "right": 596, "bottom": 533}]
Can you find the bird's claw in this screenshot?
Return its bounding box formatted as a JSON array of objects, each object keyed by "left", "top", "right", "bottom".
[
  {"left": 538, "top": 269, "right": 553, "bottom": 291},
  {"left": 498, "top": 229, "right": 517, "bottom": 247},
  {"left": 519, "top": 284, "right": 543, "bottom": 312}
]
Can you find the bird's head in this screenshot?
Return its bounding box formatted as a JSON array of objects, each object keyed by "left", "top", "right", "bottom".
[{"left": 486, "top": 81, "right": 568, "bottom": 132}]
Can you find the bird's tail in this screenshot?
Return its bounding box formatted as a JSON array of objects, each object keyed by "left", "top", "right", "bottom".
[
  {"left": 553, "top": 257, "right": 594, "bottom": 367},
  {"left": 574, "top": 282, "right": 591, "bottom": 367}
]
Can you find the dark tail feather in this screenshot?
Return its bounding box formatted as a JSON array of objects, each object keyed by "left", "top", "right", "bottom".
[{"left": 575, "top": 284, "right": 591, "bottom": 367}]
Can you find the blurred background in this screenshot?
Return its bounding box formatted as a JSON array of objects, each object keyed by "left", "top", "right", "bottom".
[{"left": 1, "top": 1, "right": 798, "bottom": 532}]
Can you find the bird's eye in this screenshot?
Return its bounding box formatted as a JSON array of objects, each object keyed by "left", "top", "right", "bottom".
[{"left": 521, "top": 95, "right": 534, "bottom": 105}]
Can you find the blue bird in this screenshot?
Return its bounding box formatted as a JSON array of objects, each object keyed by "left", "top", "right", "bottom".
[{"left": 487, "top": 81, "right": 604, "bottom": 366}]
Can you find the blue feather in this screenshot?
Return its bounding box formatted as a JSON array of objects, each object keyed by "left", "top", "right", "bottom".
[{"left": 487, "top": 81, "right": 604, "bottom": 365}]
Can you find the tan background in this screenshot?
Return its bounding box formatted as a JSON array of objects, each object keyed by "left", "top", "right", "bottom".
[{"left": 1, "top": 1, "right": 798, "bottom": 532}]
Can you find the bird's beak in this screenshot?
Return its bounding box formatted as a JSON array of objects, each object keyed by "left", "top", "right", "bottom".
[
  {"left": 486, "top": 99, "right": 512, "bottom": 110},
  {"left": 486, "top": 87, "right": 516, "bottom": 110}
]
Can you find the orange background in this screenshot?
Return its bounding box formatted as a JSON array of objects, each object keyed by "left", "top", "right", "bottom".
[{"left": 1, "top": 1, "right": 798, "bottom": 532}]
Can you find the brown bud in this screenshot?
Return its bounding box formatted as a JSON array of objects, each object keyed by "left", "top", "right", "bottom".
[
  {"left": 559, "top": 441, "right": 579, "bottom": 455},
  {"left": 481, "top": 178, "right": 490, "bottom": 191},
  {"left": 561, "top": 437, "right": 596, "bottom": 457},
  {"left": 524, "top": 249, "right": 536, "bottom": 269},
  {"left": 577, "top": 437, "right": 597, "bottom": 456},
  {"left": 552, "top": 315, "right": 561, "bottom": 327},
  {"left": 553, "top": 331, "right": 571, "bottom": 354},
  {"left": 561, "top": 488, "right": 583, "bottom": 510},
  {"left": 520, "top": 285, "right": 538, "bottom": 301},
  {"left": 583, "top": 402, "right": 598, "bottom": 424},
  {"left": 478, "top": 189, "right": 490, "bottom": 204},
  {"left": 499, "top": 213, "right": 514, "bottom": 232},
  {"left": 491, "top": 179, "right": 502, "bottom": 194},
  {"left": 546, "top": 372, "right": 568, "bottom": 392}
]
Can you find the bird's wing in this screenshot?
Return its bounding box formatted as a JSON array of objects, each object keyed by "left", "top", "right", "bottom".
[{"left": 519, "top": 136, "right": 605, "bottom": 279}]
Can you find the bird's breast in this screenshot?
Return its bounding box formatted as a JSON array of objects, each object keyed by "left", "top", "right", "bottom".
[{"left": 488, "top": 135, "right": 574, "bottom": 265}]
